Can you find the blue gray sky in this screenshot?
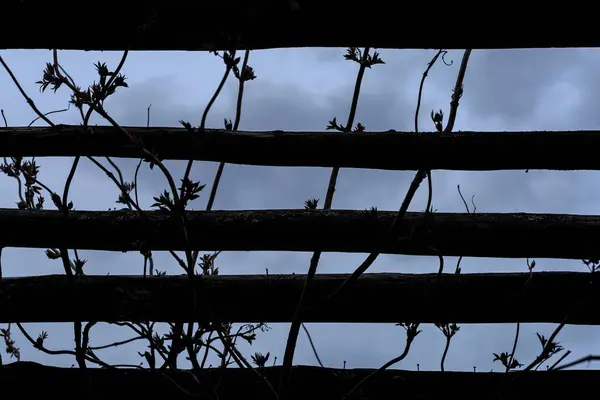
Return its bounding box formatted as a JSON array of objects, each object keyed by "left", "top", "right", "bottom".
[{"left": 1, "top": 48, "right": 600, "bottom": 371}]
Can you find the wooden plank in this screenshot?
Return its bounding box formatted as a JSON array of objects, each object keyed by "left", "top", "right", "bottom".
[
  {"left": 1, "top": 2, "right": 597, "bottom": 50},
  {"left": 4, "top": 126, "right": 600, "bottom": 170},
  {"left": 2, "top": 362, "right": 597, "bottom": 400},
  {"left": 3, "top": 208, "right": 600, "bottom": 259},
  {"left": 0, "top": 273, "right": 596, "bottom": 324}
]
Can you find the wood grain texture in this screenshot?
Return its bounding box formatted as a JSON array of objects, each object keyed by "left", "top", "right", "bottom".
[
  {"left": 2, "top": 208, "right": 600, "bottom": 259},
  {"left": 0, "top": 272, "right": 596, "bottom": 324},
  {"left": 3, "top": 126, "right": 600, "bottom": 170}
]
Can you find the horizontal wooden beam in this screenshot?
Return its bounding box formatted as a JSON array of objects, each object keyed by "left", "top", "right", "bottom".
[
  {"left": 1, "top": 273, "right": 597, "bottom": 324},
  {"left": 3, "top": 126, "right": 600, "bottom": 171},
  {"left": 3, "top": 208, "right": 600, "bottom": 259},
  {"left": 1, "top": 2, "right": 598, "bottom": 51},
  {"left": 2, "top": 362, "right": 598, "bottom": 400}
]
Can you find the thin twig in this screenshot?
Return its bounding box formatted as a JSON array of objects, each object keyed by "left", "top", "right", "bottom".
[
  {"left": 343, "top": 324, "right": 419, "bottom": 399},
  {"left": 301, "top": 323, "right": 324, "bottom": 368},
  {"left": 554, "top": 354, "right": 600, "bottom": 371},
  {"left": 27, "top": 105, "right": 70, "bottom": 127},
  {"left": 0, "top": 55, "right": 57, "bottom": 128}
]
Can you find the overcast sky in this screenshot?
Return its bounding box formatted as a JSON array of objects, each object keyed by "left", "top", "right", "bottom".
[{"left": 1, "top": 48, "right": 600, "bottom": 372}]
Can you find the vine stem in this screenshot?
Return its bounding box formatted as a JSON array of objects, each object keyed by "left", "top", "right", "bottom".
[{"left": 279, "top": 47, "right": 372, "bottom": 400}]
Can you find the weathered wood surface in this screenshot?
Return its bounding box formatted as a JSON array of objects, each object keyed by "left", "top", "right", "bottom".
[
  {"left": 3, "top": 126, "right": 600, "bottom": 170},
  {"left": 0, "top": 272, "right": 596, "bottom": 324},
  {"left": 1, "top": 2, "right": 594, "bottom": 51},
  {"left": 2, "top": 362, "right": 597, "bottom": 400},
  {"left": 3, "top": 208, "right": 600, "bottom": 259}
]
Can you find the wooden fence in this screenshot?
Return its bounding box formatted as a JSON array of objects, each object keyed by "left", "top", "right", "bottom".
[{"left": 1, "top": 1, "right": 599, "bottom": 399}]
